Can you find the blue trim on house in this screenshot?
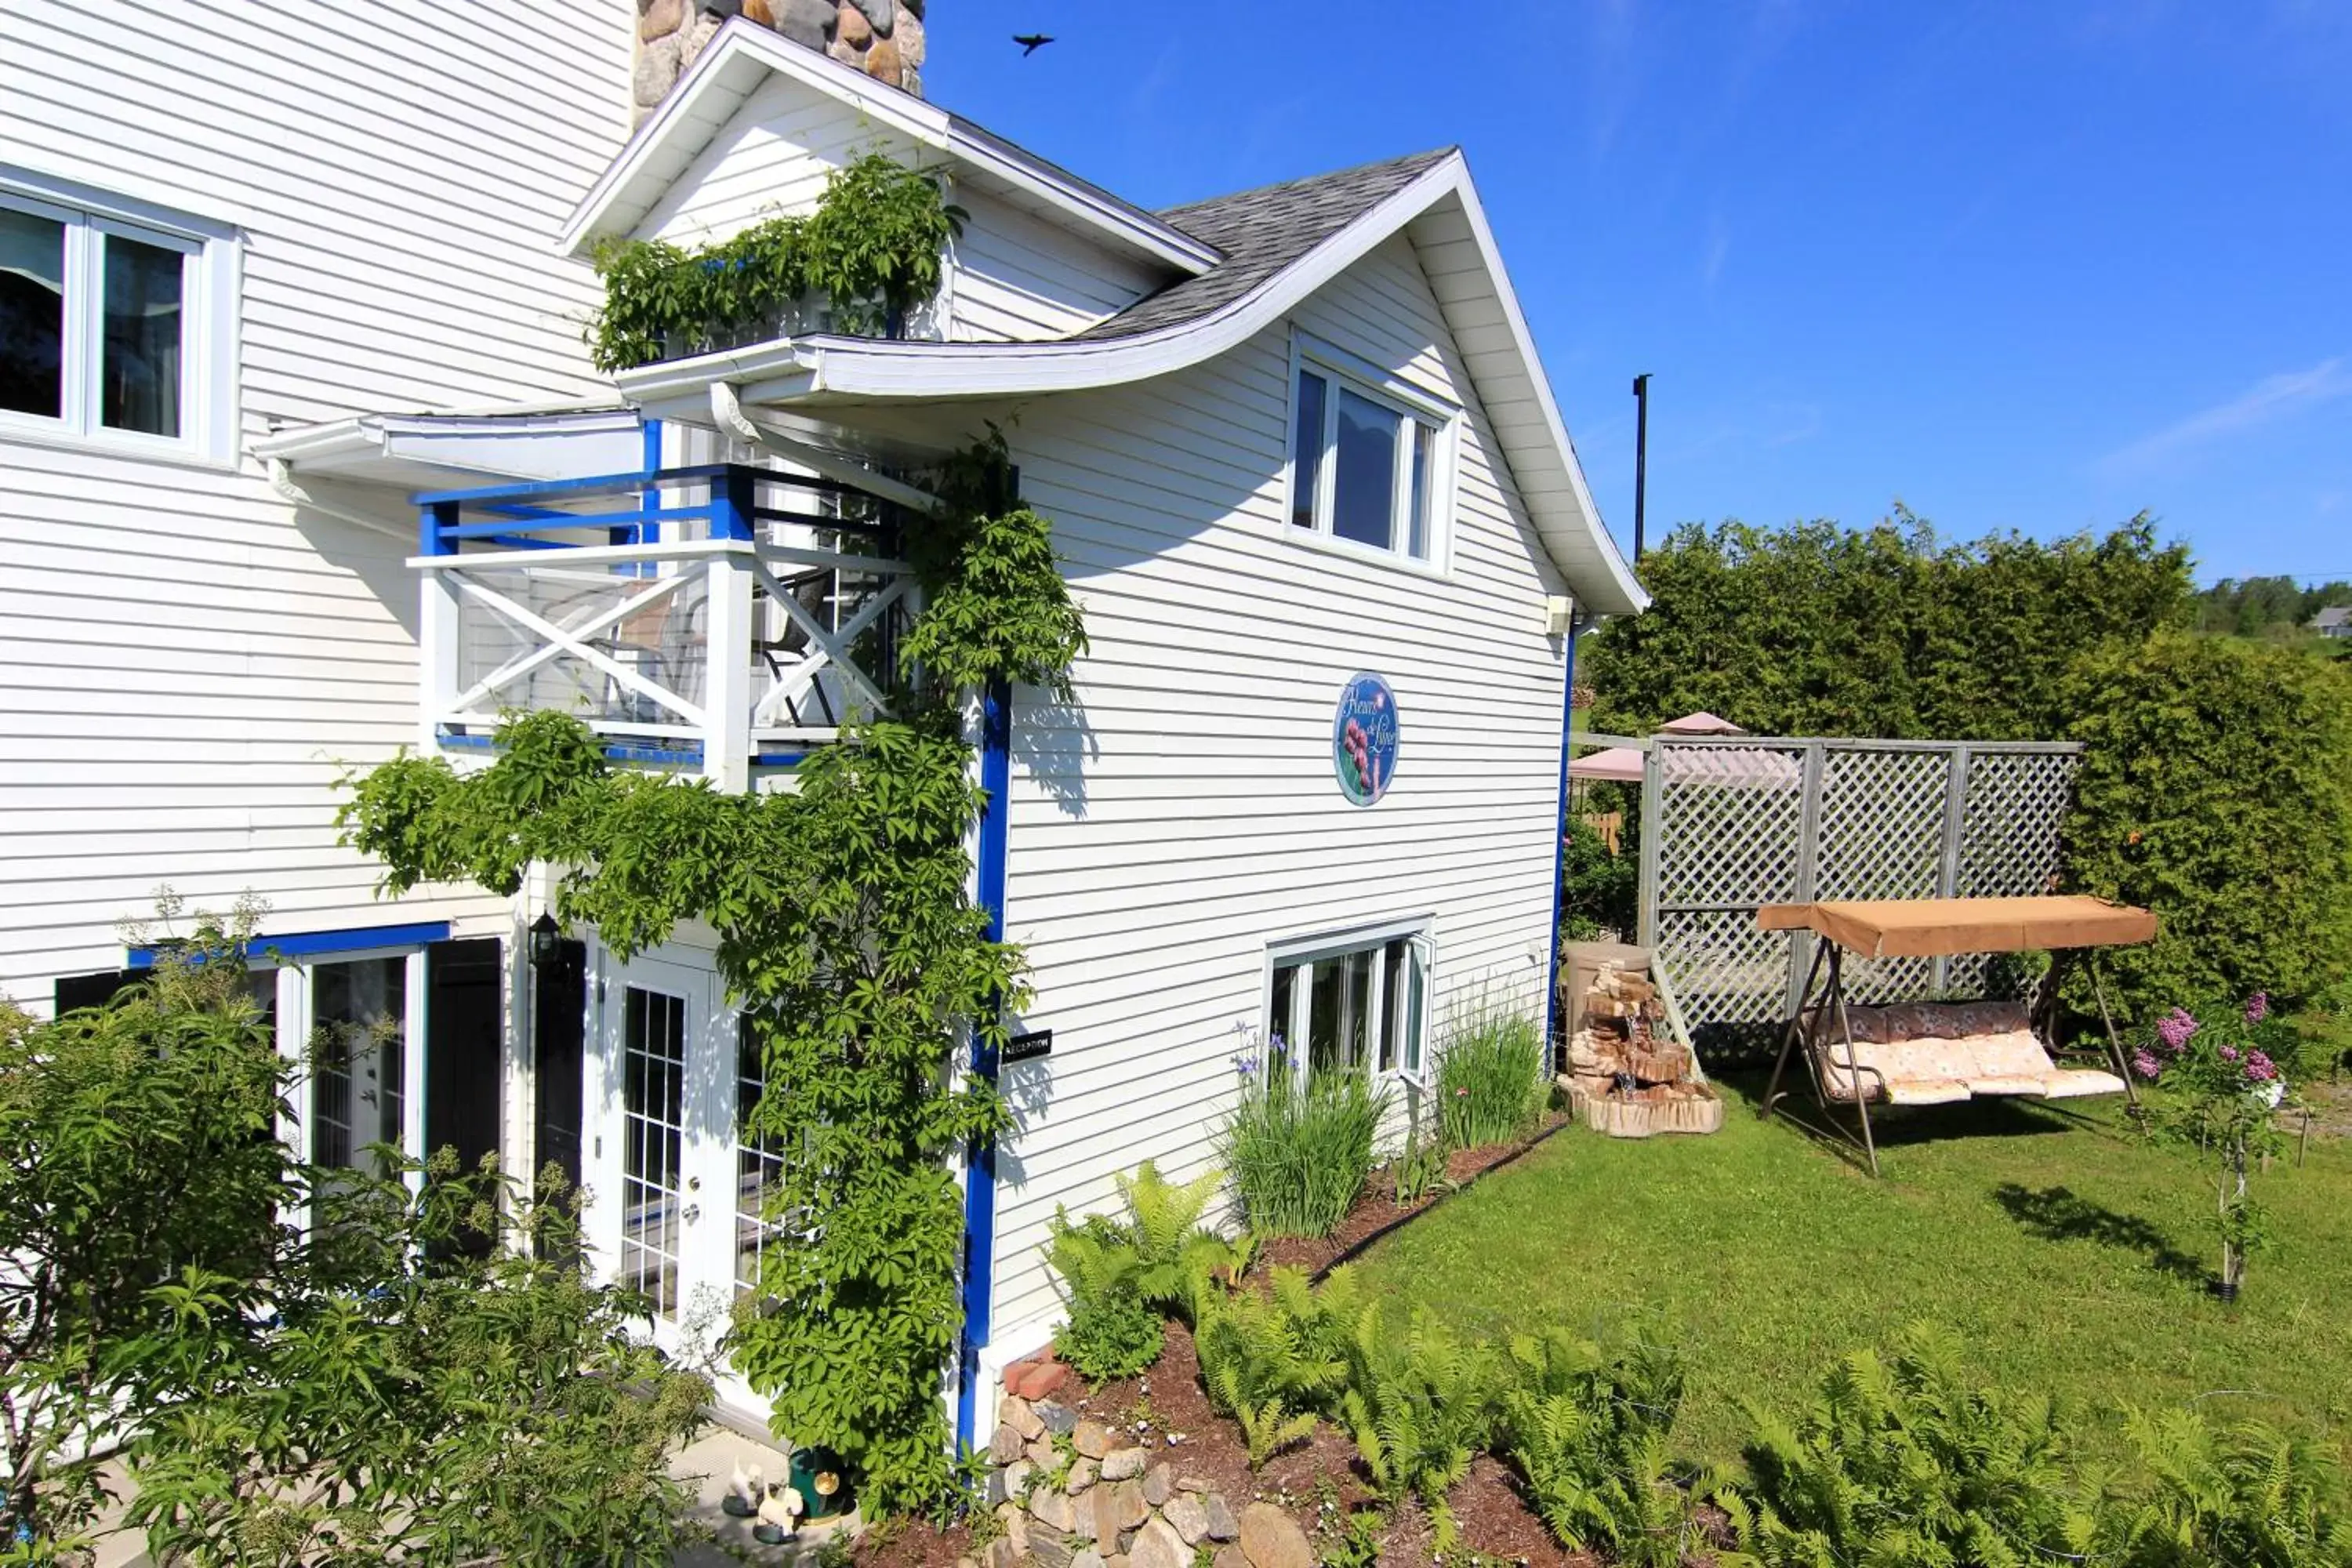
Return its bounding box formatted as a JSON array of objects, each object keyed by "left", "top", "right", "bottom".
[
  {"left": 1542, "top": 619, "right": 1584, "bottom": 1054},
  {"left": 129, "top": 920, "right": 452, "bottom": 968},
  {"left": 434, "top": 728, "right": 804, "bottom": 771},
  {"left": 955, "top": 678, "right": 1014, "bottom": 1455}
]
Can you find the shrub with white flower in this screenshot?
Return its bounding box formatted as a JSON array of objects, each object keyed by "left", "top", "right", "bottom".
[{"left": 2135, "top": 993, "right": 2303, "bottom": 1299}]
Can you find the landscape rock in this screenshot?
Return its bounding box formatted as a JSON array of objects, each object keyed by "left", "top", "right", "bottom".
[
  {"left": 896, "top": 7, "right": 924, "bottom": 67},
  {"left": 845, "top": 0, "right": 895, "bottom": 33},
  {"left": 1026, "top": 1436, "right": 1056, "bottom": 1468},
  {"left": 639, "top": 0, "right": 685, "bottom": 41},
  {"left": 1001, "top": 1459, "right": 1033, "bottom": 1501},
  {"left": 1036, "top": 1399, "right": 1079, "bottom": 1436},
  {"left": 1141, "top": 1462, "right": 1172, "bottom": 1506},
  {"left": 1176, "top": 1473, "right": 1214, "bottom": 1494},
  {"left": 1099, "top": 1446, "right": 1145, "bottom": 1482},
  {"left": 1066, "top": 1456, "right": 1098, "bottom": 1494},
  {"left": 833, "top": 2, "right": 872, "bottom": 47},
  {"left": 1127, "top": 1516, "right": 1189, "bottom": 1568},
  {"left": 1002, "top": 1394, "right": 1045, "bottom": 1440},
  {"left": 1071, "top": 1552, "right": 1105, "bottom": 1568},
  {"left": 1213, "top": 1548, "right": 1248, "bottom": 1568},
  {"left": 772, "top": 0, "right": 834, "bottom": 49},
  {"left": 1200, "top": 1492, "right": 1240, "bottom": 1541},
  {"left": 1162, "top": 1492, "right": 1210, "bottom": 1545},
  {"left": 989, "top": 1421, "right": 1025, "bottom": 1464},
  {"left": 1073, "top": 1418, "right": 1112, "bottom": 1458},
  {"left": 631, "top": 35, "right": 680, "bottom": 107},
  {"left": 1089, "top": 1477, "right": 1148, "bottom": 1544},
  {"left": 1237, "top": 1502, "right": 1313, "bottom": 1568},
  {"left": 1029, "top": 1523, "right": 1075, "bottom": 1568},
  {"left": 862, "top": 34, "right": 902, "bottom": 81},
  {"left": 677, "top": 10, "right": 721, "bottom": 70},
  {"left": 1029, "top": 1486, "right": 1076, "bottom": 1533}
]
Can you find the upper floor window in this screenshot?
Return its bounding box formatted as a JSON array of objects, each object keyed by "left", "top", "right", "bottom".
[
  {"left": 1288, "top": 339, "right": 1454, "bottom": 565},
  {"left": 0, "top": 176, "right": 234, "bottom": 461}
]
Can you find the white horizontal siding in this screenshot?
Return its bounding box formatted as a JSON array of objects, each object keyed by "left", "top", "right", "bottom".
[
  {"left": 636, "top": 76, "right": 1163, "bottom": 343},
  {"left": 0, "top": 0, "right": 634, "bottom": 1008},
  {"left": 988, "top": 234, "right": 1569, "bottom": 1338},
  {"left": 949, "top": 187, "right": 1163, "bottom": 343}
]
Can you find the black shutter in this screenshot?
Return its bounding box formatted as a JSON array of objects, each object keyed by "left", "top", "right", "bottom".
[
  {"left": 423, "top": 938, "right": 505, "bottom": 1181},
  {"left": 531, "top": 938, "right": 588, "bottom": 1212},
  {"left": 53, "top": 968, "right": 140, "bottom": 1016}
]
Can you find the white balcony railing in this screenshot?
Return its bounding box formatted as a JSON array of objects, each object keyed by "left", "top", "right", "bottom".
[{"left": 414, "top": 464, "right": 913, "bottom": 790}]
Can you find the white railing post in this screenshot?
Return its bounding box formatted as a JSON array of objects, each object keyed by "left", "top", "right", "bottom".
[
  {"left": 418, "top": 503, "right": 462, "bottom": 754},
  {"left": 702, "top": 471, "right": 757, "bottom": 793}
]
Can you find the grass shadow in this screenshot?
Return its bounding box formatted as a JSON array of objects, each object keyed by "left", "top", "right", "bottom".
[
  {"left": 1715, "top": 1070, "right": 2096, "bottom": 1176},
  {"left": 1994, "top": 1181, "right": 2210, "bottom": 1286}
]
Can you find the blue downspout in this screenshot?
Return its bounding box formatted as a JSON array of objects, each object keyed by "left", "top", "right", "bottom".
[
  {"left": 1543, "top": 616, "right": 1584, "bottom": 1054},
  {"left": 955, "top": 677, "right": 1014, "bottom": 1454}
]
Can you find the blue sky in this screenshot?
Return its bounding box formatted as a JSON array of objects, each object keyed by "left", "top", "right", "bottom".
[{"left": 927, "top": 2, "right": 2352, "bottom": 584}]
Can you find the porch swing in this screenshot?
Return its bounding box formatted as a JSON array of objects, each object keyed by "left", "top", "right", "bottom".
[{"left": 1756, "top": 895, "right": 2158, "bottom": 1175}]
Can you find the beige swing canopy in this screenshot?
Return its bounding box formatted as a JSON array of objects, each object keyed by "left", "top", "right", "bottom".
[
  {"left": 1756, "top": 895, "right": 2158, "bottom": 959},
  {"left": 1755, "top": 895, "right": 2158, "bottom": 1176}
]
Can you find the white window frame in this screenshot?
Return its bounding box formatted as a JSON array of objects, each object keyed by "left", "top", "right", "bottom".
[
  {"left": 0, "top": 166, "right": 238, "bottom": 466},
  {"left": 261, "top": 947, "right": 430, "bottom": 1208},
  {"left": 1283, "top": 331, "right": 1459, "bottom": 573},
  {"left": 1262, "top": 916, "right": 1436, "bottom": 1091}
]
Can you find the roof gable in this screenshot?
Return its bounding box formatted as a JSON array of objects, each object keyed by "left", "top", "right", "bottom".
[{"left": 561, "top": 20, "right": 1218, "bottom": 276}]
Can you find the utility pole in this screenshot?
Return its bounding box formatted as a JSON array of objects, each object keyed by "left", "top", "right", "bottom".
[{"left": 1632, "top": 372, "right": 1651, "bottom": 561}]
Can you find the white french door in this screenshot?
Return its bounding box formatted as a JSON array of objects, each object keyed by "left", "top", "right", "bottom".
[{"left": 586, "top": 948, "right": 736, "bottom": 1359}]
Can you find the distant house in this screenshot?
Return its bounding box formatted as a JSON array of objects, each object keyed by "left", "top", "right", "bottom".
[{"left": 2312, "top": 606, "right": 2352, "bottom": 639}]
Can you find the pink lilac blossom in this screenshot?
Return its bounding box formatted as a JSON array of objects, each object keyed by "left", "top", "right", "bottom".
[
  {"left": 2245, "top": 991, "right": 2271, "bottom": 1024},
  {"left": 2245, "top": 1051, "right": 2278, "bottom": 1083},
  {"left": 2155, "top": 1008, "right": 2199, "bottom": 1051},
  {"left": 2132, "top": 1049, "right": 2163, "bottom": 1080},
  {"left": 2220, "top": 1044, "right": 2240, "bottom": 1062}
]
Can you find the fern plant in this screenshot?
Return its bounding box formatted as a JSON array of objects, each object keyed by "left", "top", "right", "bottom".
[
  {"left": 1730, "top": 1324, "right": 2102, "bottom": 1568},
  {"left": 1045, "top": 1161, "right": 1250, "bottom": 1383},
  {"left": 2105, "top": 1406, "right": 2352, "bottom": 1566},
  {"left": 1497, "top": 1329, "right": 1709, "bottom": 1566},
  {"left": 1191, "top": 1267, "right": 1355, "bottom": 1466},
  {"left": 1333, "top": 1295, "right": 1497, "bottom": 1555}
]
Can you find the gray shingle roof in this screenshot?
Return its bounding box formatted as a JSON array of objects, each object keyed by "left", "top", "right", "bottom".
[{"left": 1066, "top": 147, "right": 1458, "bottom": 343}]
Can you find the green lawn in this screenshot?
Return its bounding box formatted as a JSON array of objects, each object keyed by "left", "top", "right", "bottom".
[{"left": 1350, "top": 1076, "right": 2352, "bottom": 1465}]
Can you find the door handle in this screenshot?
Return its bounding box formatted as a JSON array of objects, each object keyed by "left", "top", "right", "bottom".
[{"left": 682, "top": 1203, "right": 701, "bottom": 1225}]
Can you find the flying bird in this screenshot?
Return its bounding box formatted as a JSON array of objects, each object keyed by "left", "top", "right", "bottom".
[{"left": 1013, "top": 33, "right": 1054, "bottom": 55}]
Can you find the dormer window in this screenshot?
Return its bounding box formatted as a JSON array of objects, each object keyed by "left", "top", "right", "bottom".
[{"left": 1287, "top": 336, "right": 1454, "bottom": 565}]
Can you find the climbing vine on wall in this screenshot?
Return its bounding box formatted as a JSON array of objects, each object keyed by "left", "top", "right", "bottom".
[
  {"left": 337, "top": 437, "right": 1083, "bottom": 1518},
  {"left": 588, "top": 151, "right": 965, "bottom": 372}
]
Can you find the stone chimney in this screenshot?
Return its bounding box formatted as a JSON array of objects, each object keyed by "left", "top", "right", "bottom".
[{"left": 636, "top": 0, "right": 926, "bottom": 121}]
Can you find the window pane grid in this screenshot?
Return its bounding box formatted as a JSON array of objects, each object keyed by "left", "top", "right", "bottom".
[
  {"left": 734, "top": 1017, "right": 790, "bottom": 1298},
  {"left": 0, "top": 194, "right": 198, "bottom": 448},
  {"left": 621, "top": 986, "right": 688, "bottom": 1319},
  {"left": 1272, "top": 931, "right": 1428, "bottom": 1086},
  {"left": 1291, "top": 353, "right": 1448, "bottom": 563}
]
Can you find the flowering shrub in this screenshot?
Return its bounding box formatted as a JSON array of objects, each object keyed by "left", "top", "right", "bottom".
[{"left": 2135, "top": 995, "right": 2304, "bottom": 1298}]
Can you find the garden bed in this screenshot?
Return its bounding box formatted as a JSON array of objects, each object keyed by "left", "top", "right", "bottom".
[{"left": 1254, "top": 1110, "right": 1574, "bottom": 1281}]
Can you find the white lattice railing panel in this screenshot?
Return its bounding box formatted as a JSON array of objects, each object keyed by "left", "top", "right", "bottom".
[
  {"left": 1961, "top": 752, "right": 2078, "bottom": 898},
  {"left": 1642, "top": 738, "right": 2082, "bottom": 1054},
  {"left": 1654, "top": 745, "right": 1808, "bottom": 908},
  {"left": 1817, "top": 750, "right": 1947, "bottom": 902},
  {"left": 1653, "top": 909, "right": 1794, "bottom": 1030}
]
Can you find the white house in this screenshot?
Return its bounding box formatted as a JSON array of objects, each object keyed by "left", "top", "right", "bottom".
[{"left": 2, "top": 5, "right": 1643, "bottom": 1450}]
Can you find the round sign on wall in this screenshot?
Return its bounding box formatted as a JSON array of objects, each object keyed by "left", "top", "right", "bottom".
[{"left": 1332, "top": 672, "right": 1399, "bottom": 806}]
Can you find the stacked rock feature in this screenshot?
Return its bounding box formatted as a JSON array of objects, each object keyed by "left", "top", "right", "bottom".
[
  {"left": 967, "top": 1375, "right": 1303, "bottom": 1568},
  {"left": 637, "top": 0, "right": 927, "bottom": 120},
  {"left": 1562, "top": 960, "right": 1724, "bottom": 1138}
]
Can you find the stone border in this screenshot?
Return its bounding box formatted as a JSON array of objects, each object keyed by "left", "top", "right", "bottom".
[
  {"left": 1308, "top": 1116, "right": 1577, "bottom": 1284},
  {"left": 967, "top": 1392, "right": 1311, "bottom": 1568}
]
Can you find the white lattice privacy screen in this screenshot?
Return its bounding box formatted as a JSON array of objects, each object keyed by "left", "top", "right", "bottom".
[{"left": 1635, "top": 739, "right": 2082, "bottom": 1057}]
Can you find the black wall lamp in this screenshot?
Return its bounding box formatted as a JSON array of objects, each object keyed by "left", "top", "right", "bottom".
[{"left": 528, "top": 910, "right": 563, "bottom": 968}]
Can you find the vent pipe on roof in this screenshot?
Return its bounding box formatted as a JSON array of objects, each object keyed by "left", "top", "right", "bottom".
[{"left": 635, "top": 0, "right": 926, "bottom": 123}]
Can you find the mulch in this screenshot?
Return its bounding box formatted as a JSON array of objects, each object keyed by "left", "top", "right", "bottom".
[{"left": 1255, "top": 1111, "right": 1574, "bottom": 1280}]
